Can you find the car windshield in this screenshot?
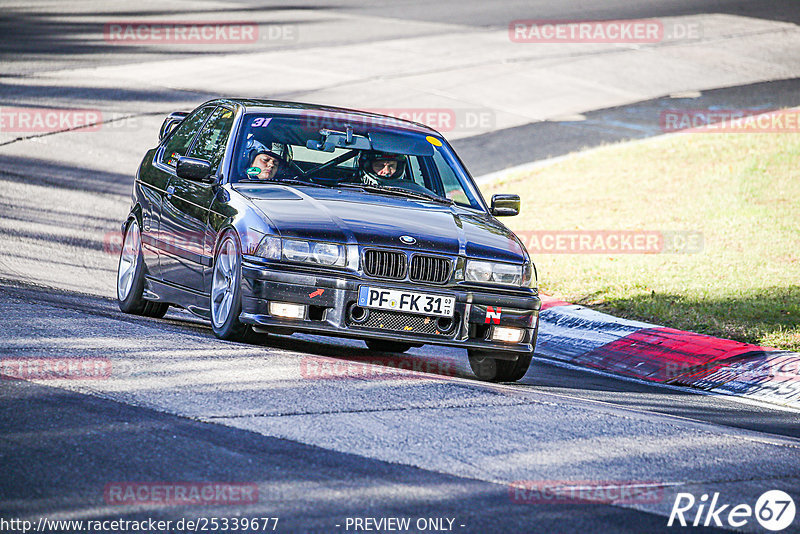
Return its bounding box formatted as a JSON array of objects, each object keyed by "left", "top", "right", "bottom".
[{"left": 231, "top": 113, "right": 484, "bottom": 210}]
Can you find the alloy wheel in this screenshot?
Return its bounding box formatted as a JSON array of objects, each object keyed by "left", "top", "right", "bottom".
[{"left": 117, "top": 221, "right": 140, "bottom": 301}]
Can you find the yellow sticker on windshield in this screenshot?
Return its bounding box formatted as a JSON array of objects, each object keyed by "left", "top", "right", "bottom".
[{"left": 426, "top": 136, "right": 443, "bottom": 147}]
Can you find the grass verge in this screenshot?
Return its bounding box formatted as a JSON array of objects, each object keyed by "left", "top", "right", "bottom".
[{"left": 482, "top": 127, "right": 800, "bottom": 351}]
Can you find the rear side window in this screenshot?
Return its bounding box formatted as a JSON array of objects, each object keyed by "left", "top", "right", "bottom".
[
  {"left": 161, "top": 106, "right": 215, "bottom": 166},
  {"left": 188, "top": 107, "right": 235, "bottom": 172}
]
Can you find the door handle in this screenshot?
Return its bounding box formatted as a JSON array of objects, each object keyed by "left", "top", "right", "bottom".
[{"left": 166, "top": 185, "right": 175, "bottom": 199}]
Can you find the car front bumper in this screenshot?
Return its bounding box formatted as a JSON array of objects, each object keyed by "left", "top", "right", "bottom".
[{"left": 239, "top": 259, "right": 540, "bottom": 358}]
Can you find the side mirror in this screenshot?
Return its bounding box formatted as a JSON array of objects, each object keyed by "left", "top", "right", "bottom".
[
  {"left": 158, "top": 111, "right": 189, "bottom": 142},
  {"left": 491, "top": 194, "right": 520, "bottom": 216},
  {"left": 176, "top": 156, "right": 213, "bottom": 182}
]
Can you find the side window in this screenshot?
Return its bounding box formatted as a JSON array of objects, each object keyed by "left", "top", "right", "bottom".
[
  {"left": 433, "top": 151, "right": 470, "bottom": 206},
  {"left": 188, "top": 107, "right": 235, "bottom": 172},
  {"left": 161, "top": 106, "right": 215, "bottom": 166}
]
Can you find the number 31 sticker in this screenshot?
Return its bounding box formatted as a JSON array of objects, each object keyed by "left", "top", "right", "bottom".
[{"left": 251, "top": 117, "right": 272, "bottom": 128}]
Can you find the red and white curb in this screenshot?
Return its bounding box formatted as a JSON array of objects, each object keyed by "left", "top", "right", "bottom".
[{"left": 537, "top": 295, "right": 800, "bottom": 410}]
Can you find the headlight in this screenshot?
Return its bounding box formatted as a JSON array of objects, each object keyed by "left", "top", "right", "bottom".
[
  {"left": 256, "top": 237, "right": 346, "bottom": 267},
  {"left": 466, "top": 260, "right": 526, "bottom": 286},
  {"left": 283, "top": 239, "right": 311, "bottom": 262},
  {"left": 465, "top": 260, "right": 492, "bottom": 282},
  {"left": 301, "top": 241, "right": 345, "bottom": 267},
  {"left": 255, "top": 236, "right": 280, "bottom": 260},
  {"left": 312, "top": 242, "right": 343, "bottom": 265}
]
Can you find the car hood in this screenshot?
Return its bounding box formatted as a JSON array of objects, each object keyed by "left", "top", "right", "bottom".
[{"left": 235, "top": 184, "right": 526, "bottom": 263}]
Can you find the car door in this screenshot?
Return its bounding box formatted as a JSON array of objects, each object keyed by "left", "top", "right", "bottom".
[
  {"left": 148, "top": 105, "right": 216, "bottom": 279},
  {"left": 160, "top": 106, "right": 235, "bottom": 294}
]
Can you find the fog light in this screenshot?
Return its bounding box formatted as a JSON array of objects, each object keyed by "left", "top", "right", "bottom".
[
  {"left": 269, "top": 302, "right": 306, "bottom": 320},
  {"left": 491, "top": 326, "right": 525, "bottom": 343}
]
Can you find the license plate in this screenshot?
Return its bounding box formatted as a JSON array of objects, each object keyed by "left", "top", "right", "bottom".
[{"left": 358, "top": 286, "right": 455, "bottom": 317}]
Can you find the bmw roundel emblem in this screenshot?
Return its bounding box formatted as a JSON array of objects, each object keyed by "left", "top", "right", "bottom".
[{"left": 400, "top": 235, "right": 416, "bottom": 245}]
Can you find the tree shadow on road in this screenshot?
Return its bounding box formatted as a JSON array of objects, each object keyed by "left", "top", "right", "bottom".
[{"left": 0, "top": 154, "right": 135, "bottom": 196}]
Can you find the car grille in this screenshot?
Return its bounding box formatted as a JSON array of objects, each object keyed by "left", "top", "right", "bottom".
[
  {"left": 410, "top": 255, "right": 452, "bottom": 284},
  {"left": 350, "top": 310, "right": 451, "bottom": 336},
  {"left": 363, "top": 249, "right": 453, "bottom": 284},
  {"left": 363, "top": 249, "right": 407, "bottom": 279}
]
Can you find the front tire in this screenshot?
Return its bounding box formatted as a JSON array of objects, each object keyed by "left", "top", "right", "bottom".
[
  {"left": 210, "top": 231, "right": 256, "bottom": 342},
  {"left": 468, "top": 349, "right": 532, "bottom": 382},
  {"left": 117, "top": 219, "right": 168, "bottom": 318}
]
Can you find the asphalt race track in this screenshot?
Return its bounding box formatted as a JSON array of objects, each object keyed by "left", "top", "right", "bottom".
[
  {"left": 4, "top": 280, "right": 799, "bottom": 533},
  {"left": 1, "top": 1, "right": 799, "bottom": 533}
]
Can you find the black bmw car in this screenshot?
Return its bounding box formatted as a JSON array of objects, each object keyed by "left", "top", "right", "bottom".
[{"left": 117, "top": 98, "right": 541, "bottom": 382}]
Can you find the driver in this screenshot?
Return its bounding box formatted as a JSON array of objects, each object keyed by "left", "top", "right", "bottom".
[{"left": 360, "top": 153, "right": 406, "bottom": 185}]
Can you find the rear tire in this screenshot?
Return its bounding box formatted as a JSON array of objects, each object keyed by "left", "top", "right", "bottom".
[
  {"left": 365, "top": 340, "right": 415, "bottom": 353},
  {"left": 117, "top": 219, "right": 168, "bottom": 318},
  {"left": 468, "top": 349, "right": 532, "bottom": 382},
  {"left": 210, "top": 231, "right": 258, "bottom": 343}
]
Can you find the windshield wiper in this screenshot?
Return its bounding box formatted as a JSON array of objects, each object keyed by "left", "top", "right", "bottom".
[{"left": 340, "top": 183, "right": 454, "bottom": 205}]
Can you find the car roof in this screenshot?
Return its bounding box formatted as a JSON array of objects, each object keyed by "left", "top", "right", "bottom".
[{"left": 208, "top": 98, "right": 441, "bottom": 136}]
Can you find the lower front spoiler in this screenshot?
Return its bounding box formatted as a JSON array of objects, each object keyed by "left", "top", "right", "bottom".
[
  {"left": 239, "top": 261, "right": 539, "bottom": 361},
  {"left": 239, "top": 312, "right": 532, "bottom": 359}
]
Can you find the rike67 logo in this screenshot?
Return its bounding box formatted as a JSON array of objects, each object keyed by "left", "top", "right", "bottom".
[{"left": 668, "top": 490, "right": 796, "bottom": 531}]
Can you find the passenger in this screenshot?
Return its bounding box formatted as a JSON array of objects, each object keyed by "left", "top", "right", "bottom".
[{"left": 248, "top": 150, "right": 283, "bottom": 180}]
